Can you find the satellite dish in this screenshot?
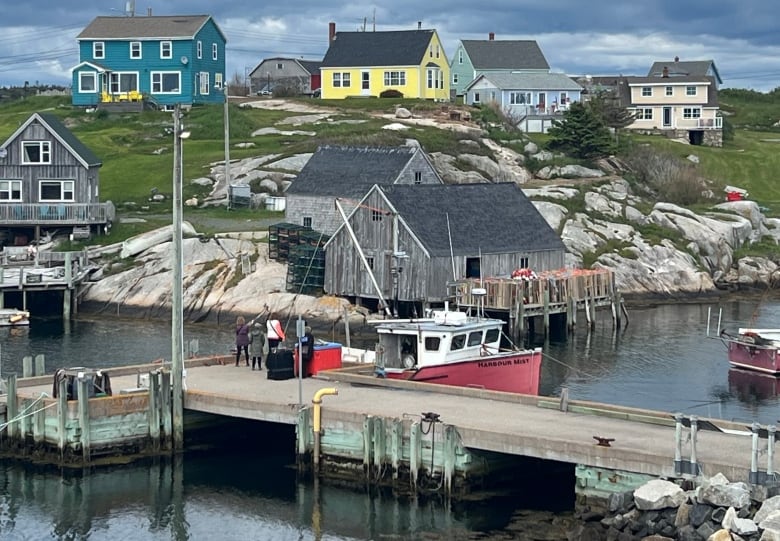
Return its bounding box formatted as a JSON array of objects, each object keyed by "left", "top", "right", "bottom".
[
  {"left": 180, "top": 56, "right": 189, "bottom": 65},
  {"left": 0, "top": 148, "right": 6, "bottom": 159}
]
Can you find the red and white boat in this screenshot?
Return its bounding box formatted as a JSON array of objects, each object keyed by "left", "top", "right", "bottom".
[
  {"left": 372, "top": 306, "right": 542, "bottom": 395},
  {"left": 720, "top": 328, "right": 780, "bottom": 374}
]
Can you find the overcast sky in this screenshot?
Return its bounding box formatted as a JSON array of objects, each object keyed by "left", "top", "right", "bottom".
[{"left": 2, "top": 1, "right": 779, "bottom": 91}]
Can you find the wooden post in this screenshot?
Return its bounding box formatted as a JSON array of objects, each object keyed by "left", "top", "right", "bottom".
[
  {"left": 362, "top": 416, "right": 373, "bottom": 480},
  {"left": 567, "top": 296, "right": 576, "bottom": 332},
  {"left": 589, "top": 288, "right": 596, "bottom": 328},
  {"left": 615, "top": 291, "right": 623, "bottom": 329},
  {"left": 391, "top": 418, "right": 402, "bottom": 483},
  {"left": 343, "top": 306, "right": 351, "bottom": 349},
  {"left": 7, "top": 374, "right": 17, "bottom": 440},
  {"left": 373, "top": 416, "right": 385, "bottom": 480},
  {"left": 161, "top": 370, "right": 172, "bottom": 451},
  {"left": 409, "top": 421, "right": 421, "bottom": 491},
  {"left": 63, "top": 288, "right": 72, "bottom": 321},
  {"left": 77, "top": 376, "right": 91, "bottom": 464},
  {"left": 58, "top": 378, "right": 67, "bottom": 462},
  {"left": 20, "top": 398, "right": 31, "bottom": 439},
  {"left": 543, "top": 289, "right": 550, "bottom": 338},
  {"left": 149, "top": 371, "right": 161, "bottom": 453},
  {"left": 296, "top": 407, "right": 310, "bottom": 472},
  {"left": 34, "top": 354, "right": 45, "bottom": 377},
  {"left": 33, "top": 397, "right": 45, "bottom": 444},
  {"left": 443, "top": 424, "right": 457, "bottom": 496},
  {"left": 22, "top": 356, "right": 33, "bottom": 378}
]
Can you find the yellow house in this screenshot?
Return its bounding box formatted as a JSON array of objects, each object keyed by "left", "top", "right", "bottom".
[{"left": 320, "top": 23, "right": 450, "bottom": 101}]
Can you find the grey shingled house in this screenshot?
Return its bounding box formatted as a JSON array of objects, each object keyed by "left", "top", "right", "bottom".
[
  {"left": 284, "top": 145, "right": 442, "bottom": 235},
  {"left": 323, "top": 182, "right": 566, "bottom": 307}
]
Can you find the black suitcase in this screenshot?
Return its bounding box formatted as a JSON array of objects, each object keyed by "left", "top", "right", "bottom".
[{"left": 267, "top": 349, "right": 295, "bottom": 380}]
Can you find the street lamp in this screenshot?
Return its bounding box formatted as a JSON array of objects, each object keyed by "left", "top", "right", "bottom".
[
  {"left": 220, "top": 83, "right": 231, "bottom": 209},
  {"left": 171, "top": 104, "right": 189, "bottom": 451}
]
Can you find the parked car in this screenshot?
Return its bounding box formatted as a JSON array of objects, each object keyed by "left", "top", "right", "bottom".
[
  {"left": 256, "top": 85, "right": 275, "bottom": 96},
  {"left": 311, "top": 88, "right": 321, "bottom": 98}
]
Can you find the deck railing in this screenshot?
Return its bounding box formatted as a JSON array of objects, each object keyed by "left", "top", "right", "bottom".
[{"left": 0, "top": 202, "right": 115, "bottom": 226}]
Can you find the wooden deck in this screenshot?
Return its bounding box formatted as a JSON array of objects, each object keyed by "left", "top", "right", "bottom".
[
  {"left": 3, "top": 358, "right": 768, "bottom": 498},
  {"left": 0, "top": 202, "right": 115, "bottom": 227}
]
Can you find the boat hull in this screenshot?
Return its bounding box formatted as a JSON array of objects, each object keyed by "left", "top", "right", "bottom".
[
  {"left": 727, "top": 341, "right": 780, "bottom": 375},
  {"left": 384, "top": 348, "right": 542, "bottom": 395}
]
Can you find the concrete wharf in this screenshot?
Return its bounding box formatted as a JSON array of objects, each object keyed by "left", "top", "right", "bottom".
[{"left": 3, "top": 359, "right": 768, "bottom": 501}]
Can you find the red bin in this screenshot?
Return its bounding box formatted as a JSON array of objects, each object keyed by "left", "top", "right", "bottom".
[{"left": 294, "top": 342, "right": 343, "bottom": 377}]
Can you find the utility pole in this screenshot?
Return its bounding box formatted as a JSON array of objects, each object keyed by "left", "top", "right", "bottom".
[
  {"left": 222, "top": 84, "right": 231, "bottom": 209},
  {"left": 171, "top": 104, "right": 186, "bottom": 451}
]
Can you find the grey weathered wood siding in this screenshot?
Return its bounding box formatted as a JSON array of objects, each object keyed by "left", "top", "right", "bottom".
[
  {"left": 252, "top": 60, "right": 311, "bottom": 93},
  {"left": 1, "top": 122, "right": 98, "bottom": 204}
]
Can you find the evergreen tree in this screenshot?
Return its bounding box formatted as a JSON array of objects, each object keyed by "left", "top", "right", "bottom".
[
  {"left": 587, "top": 91, "right": 635, "bottom": 144},
  {"left": 546, "top": 101, "right": 614, "bottom": 159}
]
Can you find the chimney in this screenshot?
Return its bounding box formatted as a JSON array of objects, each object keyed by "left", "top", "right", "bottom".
[
  {"left": 674, "top": 56, "right": 679, "bottom": 62},
  {"left": 328, "top": 22, "right": 336, "bottom": 44},
  {"left": 489, "top": 32, "right": 495, "bottom": 41},
  {"left": 417, "top": 21, "right": 422, "bottom": 30},
  {"left": 662, "top": 66, "right": 669, "bottom": 78}
]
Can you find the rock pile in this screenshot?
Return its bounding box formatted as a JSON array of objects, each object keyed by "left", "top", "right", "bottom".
[{"left": 573, "top": 474, "right": 780, "bottom": 540}]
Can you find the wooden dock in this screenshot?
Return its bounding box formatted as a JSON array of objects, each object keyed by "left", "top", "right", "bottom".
[
  {"left": 450, "top": 268, "right": 622, "bottom": 339},
  {"left": 1, "top": 358, "right": 768, "bottom": 502}
]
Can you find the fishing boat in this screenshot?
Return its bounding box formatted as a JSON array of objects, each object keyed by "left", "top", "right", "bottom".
[
  {"left": 719, "top": 328, "right": 780, "bottom": 374},
  {"left": 0, "top": 308, "right": 30, "bottom": 326},
  {"left": 372, "top": 305, "right": 542, "bottom": 395}
]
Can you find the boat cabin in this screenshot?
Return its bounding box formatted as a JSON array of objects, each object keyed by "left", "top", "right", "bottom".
[{"left": 373, "top": 310, "right": 504, "bottom": 371}]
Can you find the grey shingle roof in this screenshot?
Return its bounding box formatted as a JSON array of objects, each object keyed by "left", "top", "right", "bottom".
[
  {"left": 297, "top": 60, "right": 323, "bottom": 75},
  {"left": 76, "top": 15, "right": 216, "bottom": 40},
  {"left": 580, "top": 75, "right": 718, "bottom": 108},
  {"left": 37, "top": 113, "right": 102, "bottom": 167},
  {"left": 321, "top": 30, "right": 436, "bottom": 67},
  {"left": 461, "top": 40, "right": 549, "bottom": 70},
  {"left": 380, "top": 183, "right": 566, "bottom": 257},
  {"left": 467, "top": 72, "right": 582, "bottom": 92},
  {"left": 648, "top": 60, "right": 721, "bottom": 82},
  {"left": 286, "top": 146, "right": 418, "bottom": 199}
]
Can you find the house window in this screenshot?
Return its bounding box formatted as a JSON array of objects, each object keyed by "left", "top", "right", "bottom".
[
  {"left": 473, "top": 92, "right": 480, "bottom": 103},
  {"left": 466, "top": 257, "right": 481, "bottom": 278},
  {"left": 559, "top": 92, "right": 568, "bottom": 103},
  {"left": 109, "top": 72, "right": 138, "bottom": 93},
  {"left": 453, "top": 73, "right": 459, "bottom": 84},
  {"left": 427, "top": 69, "right": 434, "bottom": 89},
  {"left": 520, "top": 257, "right": 529, "bottom": 268},
  {"left": 686, "top": 86, "right": 697, "bottom": 96},
  {"left": 414, "top": 171, "right": 422, "bottom": 184},
  {"left": 22, "top": 141, "right": 51, "bottom": 164},
  {"left": 0, "top": 180, "right": 22, "bottom": 201},
  {"left": 215, "top": 72, "right": 223, "bottom": 89},
  {"left": 458, "top": 50, "right": 463, "bottom": 64},
  {"left": 436, "top": 45, "right": 440, "bottom": 58},
  {"left": 276, "top": 63, "right": 284, "bottom": 70},
  {"left": 371, "top": 209, "right": 383, "bottom": 222},
  {"left": 636, "top": 108, "right": 653, "bottom": 120},
  {"left": 642, "top": 87, "right": 652, "bottom": 97},
  {"left": 197, "top": 41, "right": 202, "bottom": 59},
  {"left": 683, "top": 107, "right": 701, "bottom": 119},
  {"left": 160, "top": 41, "right": 172, "bottom": 59},
  {"left": 510, "top": 92, "right": 530, "bottom": 104},
  {"left": 151, "top": 72, "right": 181, "bottom": 93},
  {"left": 130, "top": 41, "right": 142, "bottom": 59},
  {"left": 212, "top": 43, "right": 218, "bottom": 60},
  {"left": 303, "top": 217, "right": 312, "bottom": 228},
  {"left": 384, "top": 71, "right": 406, "bottom": 86},
  {"left": 365, "top": 256, "right": 374, "bottom": 270},
  {"left": 199, "top": 72, "right": 210, "bottom": 95},
  {"left": 79, "top": 72, "right": 96, "bottom": 93},
  {"left": 39, "top": 180, "right": 74, "bottom": 202},
  {"left": 333, "top": 72, "right": 351, "bottom": 87},
  {"left": 665, "top": 86, "right": 673, "bottom": 96},
  {"left": 93, "top": 42, "right": 104, "bottom": 59}
]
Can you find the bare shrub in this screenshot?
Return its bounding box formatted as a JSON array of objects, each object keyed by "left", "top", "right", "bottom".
[{"left": 624, "top": 145, "right": 707, "bottom": 205}]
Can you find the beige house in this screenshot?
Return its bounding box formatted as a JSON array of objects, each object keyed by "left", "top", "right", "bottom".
[{"left": 578, "top": 68, "right": 722, "bottom": 147}]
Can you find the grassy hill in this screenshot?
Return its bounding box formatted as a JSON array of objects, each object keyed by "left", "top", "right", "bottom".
[{"left": 2, "top": 92, "right": 780, "bottom": 242}]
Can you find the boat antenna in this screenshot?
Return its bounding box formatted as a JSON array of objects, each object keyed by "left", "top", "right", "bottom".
[{"left": 446, "top": 212, "right": 456, "bottom": 281}]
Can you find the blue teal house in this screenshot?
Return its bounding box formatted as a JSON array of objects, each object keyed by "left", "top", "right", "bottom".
[{"left": 71, "top": 14, "right": 226, "bottom": 109}]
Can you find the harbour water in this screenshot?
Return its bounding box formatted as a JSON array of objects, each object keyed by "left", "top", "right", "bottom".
[{"left": 1, "top": 297, "right": 780, "bottom": 539}]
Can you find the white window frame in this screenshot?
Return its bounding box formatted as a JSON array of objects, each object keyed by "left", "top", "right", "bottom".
[
  {"left": 333, "top": 72, "right": 350, "bottom": 88},
  {"left": 93, "top": 42, "right": 104, "bottom": 59},
  {"left": 665, "top": 86, "right": 673, "bottom": 96},
  {"left": 384, "top": 71, "right": 406, "bottom": 86},
  {"left": 108, "top": 72, "right": 139, "bottom": 93},
  {"left": 212, "top": 43, "right": 218, "bottom": 60},
  {"left": 303, "top": 217, "right": 312, "bottom": 228},
  {"left": 0, "top": 180, "right": 22, "bottom": 202},
  {"left": 160, "top": 41, "right": 172, "bottom": 59},
  {"left": 686, "top": 86, "right": 697, "bottom": 96},
  {"left": 683, "top": 107, "right": 701, "bottom": 119},
  {"left": 200, "top": 72, "right": 210, "bottom": 95},
  {"left": 215, "top": 72, "right": 223, "bottom": 90},
  {"left": 197, "top": 40, "right": 202, "bottom": 59},
  {"left": 458, "top": 50, "right": 463, "bottom": 64},
  {"left": 473, "top": 91, "right": 480, "bottom": 104},
  {"left": 130, "top": 41, "right": 142, "bottom": 59},
  {"left": 509, "top": 92, "right": 531, "bottom": 105},
  {"left": 452, "top": 73, "right": 459, "bottom": 84},
  {"left": 21, "top": 141, "right": 51, "bottom": 165},
  {"left": 39, "top": 180, "right": 75, "bottom": 202},
  {"left": 151, "top": 71, "right": 181, "bottom": 94},
  {"left": 641, "top": 86, "right": 652, "bottom": 97},
  {"left": 276, "top": 62, "right": 284, "bottom": 70},
  {"left": 636, "top": 108, "right": 653, "bottom": 120},
  {"left": 78, "top": 72, "right": 97, "bottom": 93}
]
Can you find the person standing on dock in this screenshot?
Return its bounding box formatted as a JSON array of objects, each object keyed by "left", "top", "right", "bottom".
[
  {"left": 249, "top": 321, "right": 267, "bottom": 370},
  {"left": 235, "top": 316, "right": 252, "bottom": 367}
]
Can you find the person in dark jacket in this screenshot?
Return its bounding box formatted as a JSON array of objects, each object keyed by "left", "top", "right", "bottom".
[
  {"left": 235, "top": 316, "right": 252, "bottom": 367},
  {"left": 249, "top": 322, "right": 267, "bottom": 370}
]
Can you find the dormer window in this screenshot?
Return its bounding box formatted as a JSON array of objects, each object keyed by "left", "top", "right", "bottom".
[
  {"left": 22, "top": 141, "right": 51, "bottom": 164},
  {"left": 93, "top": 42, "right": 104, "bottom": 59},
  {"left": 160, "top": 41, "right": 172, "bottom": 59}
]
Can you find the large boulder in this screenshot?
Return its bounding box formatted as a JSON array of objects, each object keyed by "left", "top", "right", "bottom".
[{"left": 634, "top": 479, "right": 687, "bottom": 510}]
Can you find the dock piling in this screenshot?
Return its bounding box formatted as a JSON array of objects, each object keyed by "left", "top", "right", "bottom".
[
  {"left": 77, "top": 376, "right": 91, "bottom": 463},
  {"left": 6, "top": 374, "right": 17, "bottom": 440},
  {"left": 409, "top": 421, "right": 421, "bottom": 490},
  {"left": 34, "top": 355, "right": 45, "bottom": 377},
  {"left": 149, "top": 371, "right": 161, "bottom": 452},
  {"left": 57, "top": 378, "right": 67, "bottom": 462}
]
